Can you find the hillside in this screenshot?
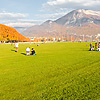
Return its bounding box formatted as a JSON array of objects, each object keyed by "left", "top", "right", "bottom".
[
  {"left": 23, "top": 21, "right": 67, "bottom": 37},
  {"left": 0, "top": 24, "right": 29, "bottom": 42},
  {"left": 23, "top": 23, "right": 100, "bottom": 37}
]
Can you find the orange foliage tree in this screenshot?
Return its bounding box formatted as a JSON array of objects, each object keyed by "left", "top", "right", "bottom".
[{"left": 0, "top": 24, "right": 30, "bottom": 42}]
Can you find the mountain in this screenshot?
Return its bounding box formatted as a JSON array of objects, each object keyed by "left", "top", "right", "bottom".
[
  {"left": 54, "top": 9, "right": 100, "bottom": 26},
  {"left": 23, "top": 20, "right": 67, "bottom": 37},
  {"left": 14, "top": 27, "right": 28, "bottom": 33},
  {"left": 0, "top": 24, "right": 29, "bottom": 41},
  {"left": 22, "top": 9, "right": 100, "bottom": 37}
]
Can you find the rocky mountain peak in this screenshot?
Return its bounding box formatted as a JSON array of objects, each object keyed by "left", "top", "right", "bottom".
[{"left": 54, "top": 9, "right": 100, "bottom": 26}]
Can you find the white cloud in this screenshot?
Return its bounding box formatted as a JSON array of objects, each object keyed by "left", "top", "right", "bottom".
[
  {"left": 5, "top": 19, "right": 44, "bottom": 28},
  {"left": 42, "top": 0, "right": 100, "bottom": 12},
  {"left": 35, "top": 12, "right": 67, "bottom": 20},
  {"left": 5, "top": 23, "right": 35, "bottom": 28},
  {"left": 0, "top": 12, "right": 28, "bottom": 20},
  {"left": 17, "top": 19, "right": 43, "bottom": 24},
  {"left": 0, "top": 12, "right": 43, "bottom": 28}
]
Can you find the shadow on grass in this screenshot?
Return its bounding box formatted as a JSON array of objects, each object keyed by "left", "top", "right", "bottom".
[
  {"left": 21, "top": 53, "right": 26, "bottom": 55},
  {"left": 11, "top": 49, "right": 16, "bottom": 52}
]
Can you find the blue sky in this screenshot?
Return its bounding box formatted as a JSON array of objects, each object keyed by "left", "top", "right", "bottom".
[{"left": 0, "top": 0, "right": 100, "bottom": 29}]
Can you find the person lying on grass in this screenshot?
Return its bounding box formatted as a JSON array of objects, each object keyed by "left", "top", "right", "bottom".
[{"left": 30, "top": 48, "right": 36, "bottom": 55}]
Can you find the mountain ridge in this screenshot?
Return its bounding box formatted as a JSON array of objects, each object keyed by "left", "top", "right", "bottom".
[{"left": 22, "top": 9, "right": 100, "bottom": 37}]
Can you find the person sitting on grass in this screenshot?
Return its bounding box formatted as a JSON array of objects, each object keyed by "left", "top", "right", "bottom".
[
  {"left": 98, "top": 47, "right": 100, "bottom": 51},
  {"left": 91, "top": 46, "right": 95, "bottom": 51},
  {"left": 26, "top": 47, "right": 30, "bottom": 55},
  {"left": 30, "top": 48, "right": 36, "bottom": 55},
  {"left": 96, "top": 46, "right": 100, "bottom": 51}
]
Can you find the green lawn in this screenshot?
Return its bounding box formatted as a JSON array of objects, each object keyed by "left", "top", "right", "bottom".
[{"left": 0, "top": 42, "right": 100, "bottom": 100}]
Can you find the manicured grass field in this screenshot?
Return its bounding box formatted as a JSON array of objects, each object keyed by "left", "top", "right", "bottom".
[{"left": 0, "top": 42, "right": 100, "bottom": 100}]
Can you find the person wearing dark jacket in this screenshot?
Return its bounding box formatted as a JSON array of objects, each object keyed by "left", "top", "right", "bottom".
[{"left": 30, "top": 48, "right": 36, "bottom": 55}]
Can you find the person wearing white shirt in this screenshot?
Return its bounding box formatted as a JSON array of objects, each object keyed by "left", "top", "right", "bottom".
[
  {"left": 26, "top": 47, "right": 30, "bottom": 55},
  {"left": 98, "top": 47, "right": 100, "bottom": 51},
  {"left": 15, "top": 42, "right": 19, "bottom": 52}
]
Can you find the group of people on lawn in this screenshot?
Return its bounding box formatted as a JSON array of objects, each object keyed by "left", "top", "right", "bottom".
[
  {"left": 89, "top": 42, "right": 100, "bottom": 51},
  {"left": 26, "top": 47, "right": 36, "bottom": 55},
  {"left": 14, "top": 42, "right": 36, "bottom": 55}
]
